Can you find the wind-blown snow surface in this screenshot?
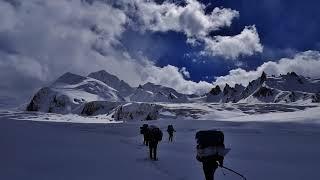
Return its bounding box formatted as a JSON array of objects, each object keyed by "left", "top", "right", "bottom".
[{"left": 1, "top": 104, "right": 320, "bottom": 180}]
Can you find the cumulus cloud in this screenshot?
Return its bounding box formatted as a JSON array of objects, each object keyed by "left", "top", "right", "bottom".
[
  {"left": 125, "top": 0, "right": 262, "bottom": 59},
  {"left": 140, "top": 65, "right": 212, "bottom": 95},
  {"left": 132, "top": 0, "right": 239, "bottom": 37},
  {"left": 179, "top": 67, "right": 191, "bottom": 79},
  {"left": 213, "top": 51, "right": 320, "bottom": 87},
  {"left": 202, "top": 26, "right": 263, "bottom": 59},
  {"left": 0, "top": 0, "right": 266, "bottom": 106},
  {"left": 0, "top": 0, "right": 129, "bottom": 100},
  {"left": 0, "top": 0, "right": 215, "bottom": 104}
]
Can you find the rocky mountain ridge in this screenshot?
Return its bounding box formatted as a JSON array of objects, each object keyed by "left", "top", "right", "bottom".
[{"left": 26, "top": 70, "right": 320, "bottom": 118}]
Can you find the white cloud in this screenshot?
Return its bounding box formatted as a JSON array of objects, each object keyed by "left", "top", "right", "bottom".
[
  {"left": 179, "top": 67, "right": 191, "bottom": 78},
  {"left": 0, "top": 0, "right": 214, "bottom": 103},
  {"left": 202, "top": 26, "right": 263, "bottom": 59},
  {"left": 127, "top": 0, "right": 262, "bottom": 59},
  {"left": 0, "top": 1, "right": 17, "bottom": 31},
  {"left": 0, "top": 0, "right": 129, "bottom": 101},
  {"left": 0, "top": 0, "right": 266, "bottom": 105},
  {"left": 213, "top": 51, "right": 320, "bottom": 87},
  {"left": 140, "top": 65, "right": 212, "bottom": 95},
  {"left": 133, "top": 0, "right": 239, "bottom": 37}
]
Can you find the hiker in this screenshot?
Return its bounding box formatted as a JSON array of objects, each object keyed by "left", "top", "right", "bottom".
[
  {"left": 148, "top": 125, "right": 163, "bottom": 161},
  {"left": 167, "top": 125, "right": 176, "bottom": 142},
  {"left": 195, "top": 130, "right": 226, "bottom": 180},
  {"left": 140, "top": 124, "right": 149, "bottom": 146}
]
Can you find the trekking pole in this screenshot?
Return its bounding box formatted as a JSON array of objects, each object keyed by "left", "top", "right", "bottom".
[
  {"left": 220, "top": 168, "right": 226, "bottom": 176},
  {"left": 220, "top": 165, "right": 247, "bottom": 180}
]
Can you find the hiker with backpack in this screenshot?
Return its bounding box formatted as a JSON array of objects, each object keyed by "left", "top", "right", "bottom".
[
  {"left": 195, "top": 130, "right": 227, "bottom": 180},
  {"left": 148, "top": 125, "right": 163, "bottom": 161},
  {"left": 140, "top": 124, "right": 149, "bottom": 146},
  {"left": 167, "top": 125, "right": 176, "bottom": 142}
]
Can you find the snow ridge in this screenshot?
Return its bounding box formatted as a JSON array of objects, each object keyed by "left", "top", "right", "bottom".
[
  {"left": 27, "top": 71, "right": 320, "bottom": 116},
  {"left": 207, "top": 72, "right": 320, "bottom": 103}
]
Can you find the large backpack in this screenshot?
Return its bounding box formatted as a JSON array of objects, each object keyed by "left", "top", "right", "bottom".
[
  {"left": 196, "top": 130, "right": 224, "bottom": 148},
  {"left": 140, "top": 124, "right": 149, "bottom": 134},
  {"left": 149, "top": 126, "right": 163, "bottom": 141},
  {"left": 167, "top": 125, "right": 174, "bottom": 132},
  {"left": 195, "top": 130, "right": 226, "bottom": 163}
]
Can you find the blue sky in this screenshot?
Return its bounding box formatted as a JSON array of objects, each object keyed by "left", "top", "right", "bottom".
[
  {"left": 122, "top": 0, "right": 320, "bottom": 82},
  {"left": 1, "top": 0, "right": 320, "bottom": 105}
]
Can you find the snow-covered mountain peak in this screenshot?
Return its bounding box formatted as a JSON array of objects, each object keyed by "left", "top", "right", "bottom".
[
  {"left": 26, "top": 70, "right": 320, "bottom": 115},
  {"left": 140, "top": 82, "right": 179, "bottom": 95},
  {"left": 53, "top": 72, "right": 87, "bottom": 85},
  {"left": 207, "top": 72, "right": 320, "bottom": 103},
  {"left": 141, "top": 82, "right": 160, "bottom": 89},
  {"left": 88, "top": 70, "right": 119, "bottom": 83},
  {"left": 129, "top": 82, "right": 189, "bottom": 103},
  {"left": 88, "top": 70, "right": 134, "bottom": 96}
]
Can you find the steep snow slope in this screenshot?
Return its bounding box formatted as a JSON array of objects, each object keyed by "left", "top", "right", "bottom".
[
  {"left": 27, "top": 72, "right": 124, "bottom": 114},
  {"left": 130, "top": 82, "right": 189, "bottom": 103},
  {"left": 241, "top": 72, "right": 320, "bottom": 103},
  {"left": 265, "top": 72, "right": 320, "bottom": 93},
  {"left": 26, "top": 71, "right": 195, "bottom": 114},
  {"left": 88, "top": 70, "right": 134, "bottom": 97}
]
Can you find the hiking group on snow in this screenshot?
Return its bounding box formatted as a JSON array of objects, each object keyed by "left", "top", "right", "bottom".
[{"left": 139, "top": 124, "right": 245, "bottom": 180}]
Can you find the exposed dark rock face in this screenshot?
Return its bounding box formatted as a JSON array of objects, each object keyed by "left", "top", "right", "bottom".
[
  {"left": 260, "top": 71, "right": 267, "bottom": 83},
  {"left": 288, "top": 72, "right": 298, "bottom": 77},
  {"left": 113, "top": 103, "right": 161, "bottom": 121},
  {"left": 253, "top": 87, "right": 274, "bottom": 97},
  {"left": 223, "top": 84, "right": 233, "bottom": 96},
  {"left": 81, "top": 102, "right": 104, "bottom": 116},
  {"left": 27, "top": 87, "right": 70, "bottom": 113},
  {"left": 26, "top": 87, "right": 52, "bottom": 111},
  {"left": 169, "top": 93, "right": 177, "bottom": 99},
  {"left": 312, "top": 93, "right": 320, "bottom": 103},
  {"left": 209, "top": 85, "right": 221, "bottom": 95},
  {"left": 288, "top": 91, "right": 296, "bottom": 102}
]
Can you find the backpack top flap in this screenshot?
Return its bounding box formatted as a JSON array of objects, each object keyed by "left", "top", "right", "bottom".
[
  {"left": 149, "top": 126, "right": 163, "bottom": 141},
  {"left": 195, "top": 130, "right": 224, "bottom": 148}
]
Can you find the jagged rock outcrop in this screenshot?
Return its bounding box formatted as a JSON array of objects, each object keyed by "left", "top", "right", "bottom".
[
  {"left": 26, "top": 87, "right": 75, "bottom": 114},
  {"left": 260, "top": 71, "right": 267, "bottom": 83},
  {"left": 207, "top": 72, "right": 320, "bottom": 103},
  {"left": 26, "top": 70, "right": 320, "bottom": 116},
  {"left": 209, "top": 85, "right": 221, "bottom": 95},
  {"left": 312, "top": 93, "right": 320, "bottom": 103},
  {"left": 27, "top": 87, "right": 54, "bottom": 112},
  {"left": 253, "top": 86, "right": 274, "bottom": 98},
  {"left": 80, "top": 101, "right": 121, "bottom": 116},
  {"left": 112, "top": 103, "right": 162, "bottom": 121},
  {"left": 130, "top": 82, "right": 189, "bottom": 103}
]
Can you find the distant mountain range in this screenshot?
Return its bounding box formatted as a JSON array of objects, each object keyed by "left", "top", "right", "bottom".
[
  {"left": 206, "top": 72, "right": 320, "bottom": 104},
  {"left": 26, "top": 70, "right": 320, "bottom": 115}
]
